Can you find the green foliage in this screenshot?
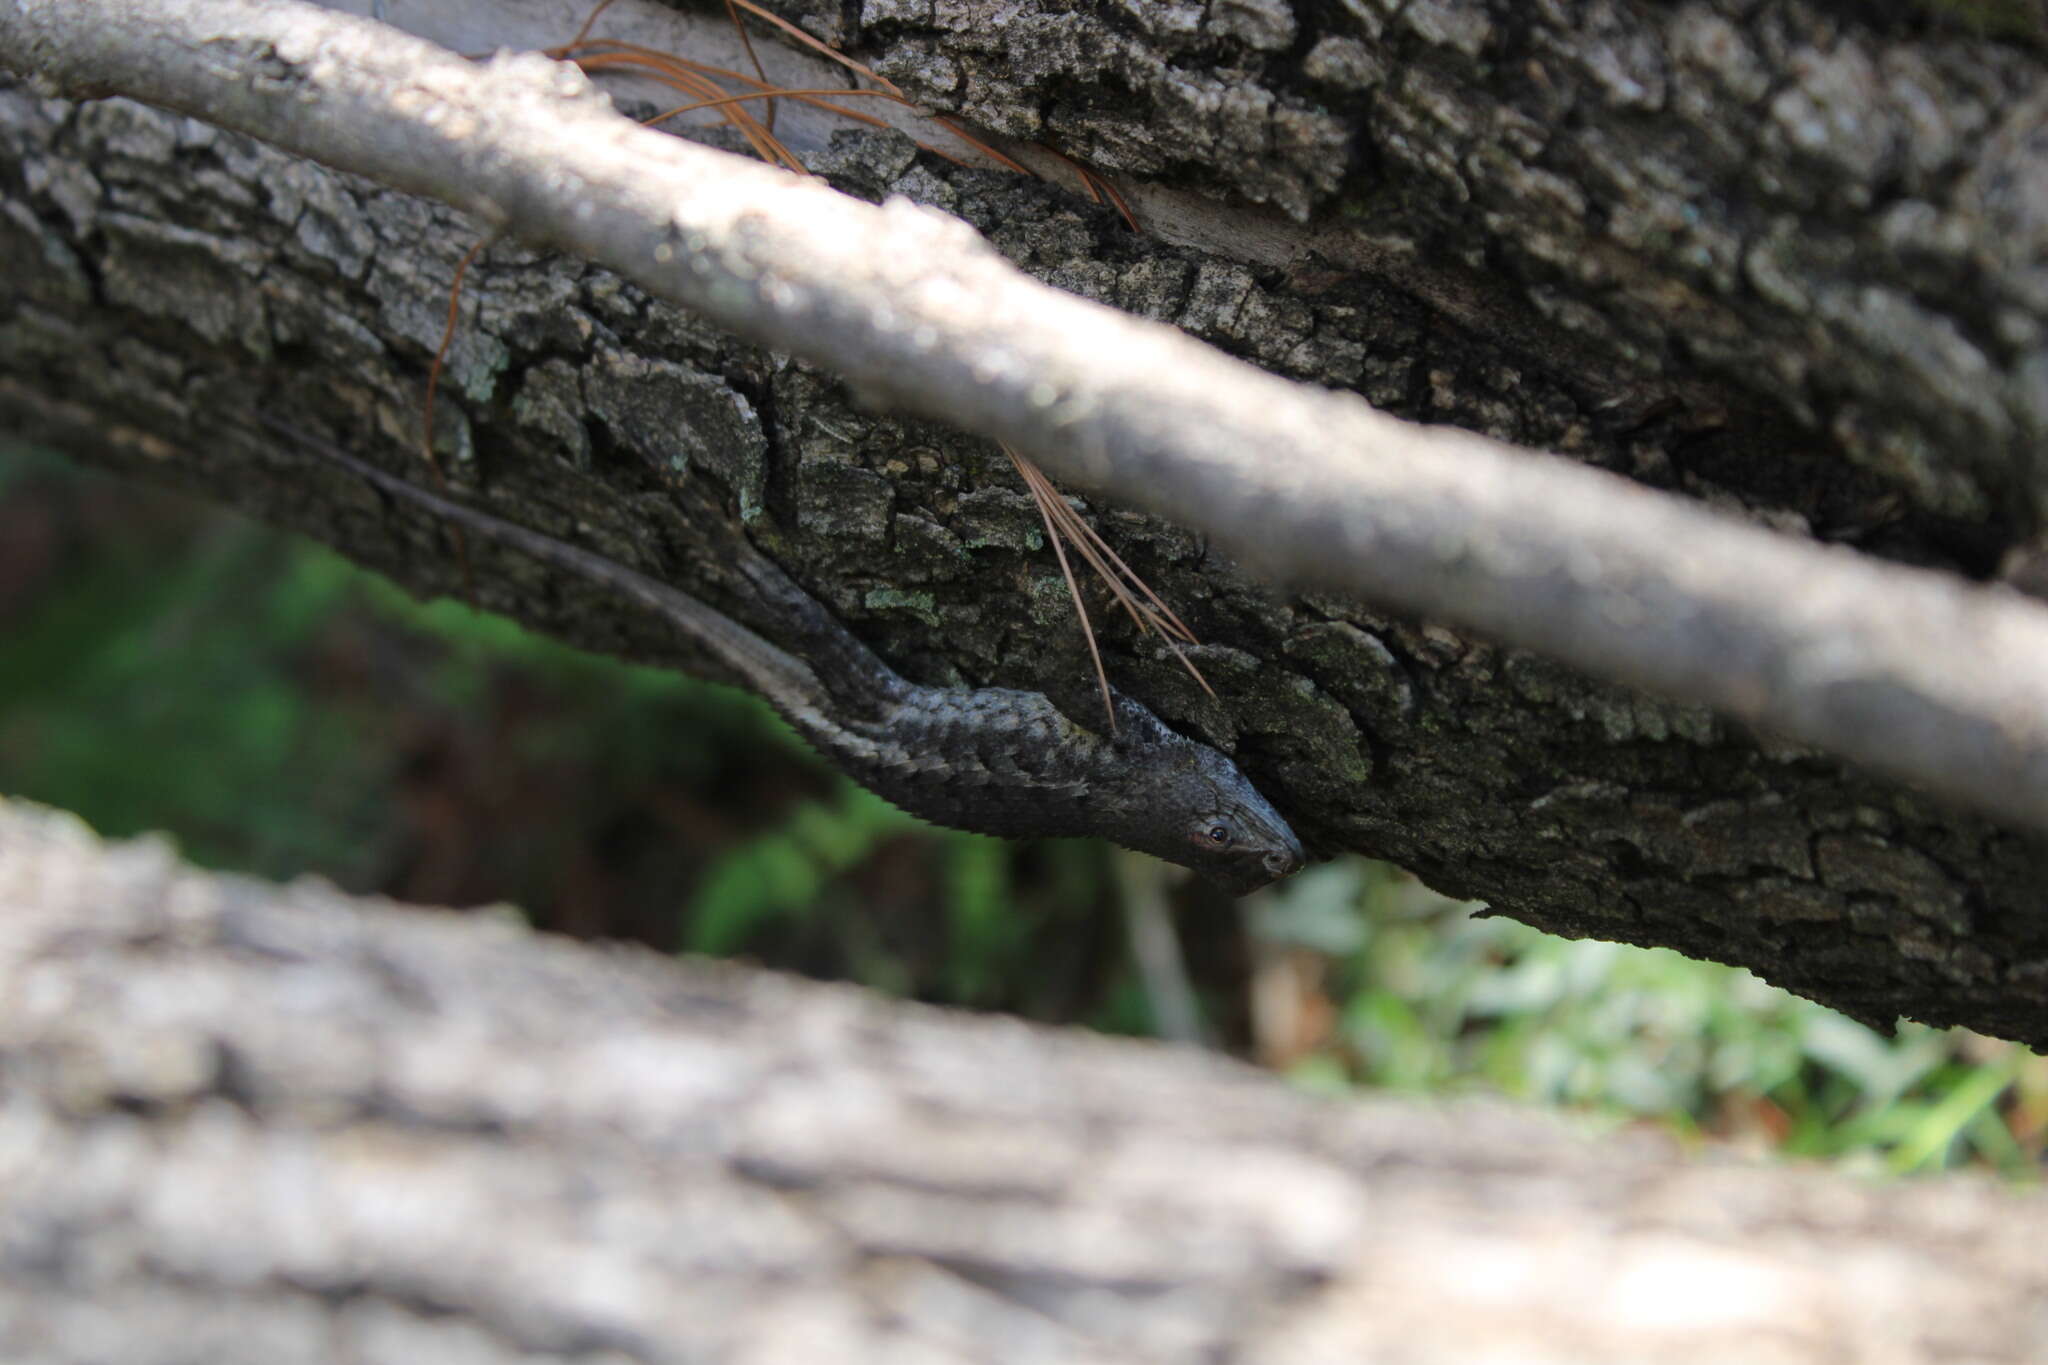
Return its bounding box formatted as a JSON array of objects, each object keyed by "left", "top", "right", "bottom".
[
  {"left": 941, "top": 836, "right": 1028, "bottom": 1002},
  {"left": 0, "top": 441, "right": 800, "bottom": 891},
  {"left": 0, "top": 465, "right": 381, "bottom": 879},
  {"left": 685, "top": 783, "right": 917, "bottom": 957},
  {"left": 1253, "top": 862, "right": 2048, "bottom": 1178},
  {"left": 1911, "top": 0, "right": 2046, "bottom": 42}
]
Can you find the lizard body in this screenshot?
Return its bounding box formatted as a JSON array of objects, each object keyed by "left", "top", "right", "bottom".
[{"left": 281, "top": 424, "right": 1305, "bottom": 894}]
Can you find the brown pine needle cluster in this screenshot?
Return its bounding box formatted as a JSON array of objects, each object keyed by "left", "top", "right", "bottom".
[
  {"left": 422, "top": 0, "right": 1191, "bottom": 729},
  {"left": 549, "top": 0, "right": 1037, "bottom": 178},
  {"left": 1007, "top": 444, "right": 1217, "bottom": 724}
]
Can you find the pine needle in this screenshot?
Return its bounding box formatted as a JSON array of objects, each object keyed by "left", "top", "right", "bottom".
[
  {"left": 1020, "top": 455, "right": 1116, "bottom": 728},
  {"left": 1006, "top": 444, "right": 1215, "bottom": 726},
  {"left": 568, "top": 0, "right": 620, "bottom": 47},
  {"left": 560, "top": 45, "right": 802, "bottom": 168},
  {"left": 720, "top": 0, "right": 1038, "bottom": 176},
  {"left": 1036, "top": 144, "right": 1141, "bottom": 232},
  {"left": 643, "top": 85, "right": 922, "bottom": 130},
  {"left": 722, "top": 0, "right": 777, "bottom": 133}
]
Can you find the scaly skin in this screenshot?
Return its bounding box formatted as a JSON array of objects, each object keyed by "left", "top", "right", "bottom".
[{"left": 279, "top": 423, "right": 1306, "bottom": 894}]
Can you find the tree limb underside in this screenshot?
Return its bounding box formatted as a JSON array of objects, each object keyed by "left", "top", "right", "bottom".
[{"left": 3, "top": 0, "right": 2048, "bottom": 1042}]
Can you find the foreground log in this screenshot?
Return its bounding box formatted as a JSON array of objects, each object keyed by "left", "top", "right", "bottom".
[{"left": 0, "top": 797, "right": 2041, "bottom": 1363}]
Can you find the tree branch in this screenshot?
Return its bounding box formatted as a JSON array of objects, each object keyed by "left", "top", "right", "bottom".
[
  {"left": 12, "top": 0, "right": 2048, "bottom": 1043},
  {"left": 8, "top": 0, "right": 2048, "bottom": 835}
]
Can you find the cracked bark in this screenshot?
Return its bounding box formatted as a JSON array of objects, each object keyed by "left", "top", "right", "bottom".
[
  {"left": 4, "top": 0, "right": 2048, "bottom": 1043},
  {"left": 4, "top": 797, "right": 2045, "bottom": 1365}
]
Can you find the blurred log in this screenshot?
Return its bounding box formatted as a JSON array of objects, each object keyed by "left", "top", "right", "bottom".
[{"left": 0, "top": 796, "right": 2041, "bottom": 1364}]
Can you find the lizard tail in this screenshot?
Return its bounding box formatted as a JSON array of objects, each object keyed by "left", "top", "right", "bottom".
[{"left": 257, "top": 416, "right": 867, "bottom": 725}]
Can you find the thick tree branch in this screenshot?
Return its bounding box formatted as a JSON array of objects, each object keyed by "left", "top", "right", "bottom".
[
  {"left": 7, "top": 0, "right": 2048, "bottom": 834},
  {"left": 10, "top": 0, "right": 2048, "bottom": 1043},
  {"left": 2, "top": 797, "right": 2043, "bottom": 1364},
  {"left": 851, "top": 0, "right": 2048, "bottom": 523}
]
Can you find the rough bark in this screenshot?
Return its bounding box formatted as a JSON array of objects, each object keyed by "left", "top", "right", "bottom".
[
  {"left": 3, "top": 0, "right": 2048, "bottom": 1043},
  {"left": 2, "top": 796, "right": 2043, "bottom": 1365},
  {"left": 842, "top": 0, "right": 2048, "bottom": 533}
]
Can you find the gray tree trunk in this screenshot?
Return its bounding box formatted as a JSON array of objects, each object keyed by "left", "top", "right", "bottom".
[
  {"left": 3, "top": 796, "right": 2043, "bottom": 1365},
  {"left": 5, "top": 0, "right": 2048, "bottom": 1043}
]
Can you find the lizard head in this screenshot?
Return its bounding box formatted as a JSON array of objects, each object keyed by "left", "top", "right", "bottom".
[
  {"left": 1105, "top": 697, "right": 1307, "bottom": 895},
  {"left": 1164, "top": 743, "right": 1309, "bottom": 894}
]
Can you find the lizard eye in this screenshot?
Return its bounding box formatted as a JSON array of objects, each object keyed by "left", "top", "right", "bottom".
[{"left": 1205, "top": 823, "right": 1232, "bottom": 845}]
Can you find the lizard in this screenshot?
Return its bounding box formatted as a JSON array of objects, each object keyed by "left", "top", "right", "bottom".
[{"left": 271, "top": 420, "right": 1308, "bottom": 895}]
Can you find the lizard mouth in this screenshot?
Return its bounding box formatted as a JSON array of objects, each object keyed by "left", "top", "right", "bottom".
[
  {"left": 1208, "top": 844, "right": 1304, "bottom": 896},
  {"left": 1261, "top": 846, "right": 1302, "bottom": 880}
]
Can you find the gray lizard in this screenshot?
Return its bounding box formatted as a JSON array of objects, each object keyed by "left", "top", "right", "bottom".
[{"left": 275, "top": 421, "right": 1306, "bottom": 894}]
